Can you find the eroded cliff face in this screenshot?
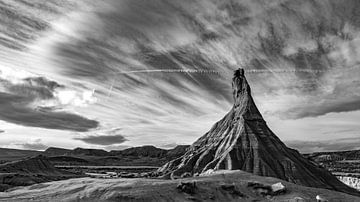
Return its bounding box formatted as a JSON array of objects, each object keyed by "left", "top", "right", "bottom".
[
  {"left": 338, "top": 176, "right": 360, "bottom": 191},
  {"left": 158, "top": 69, "right": 360, "bottom": 196}
]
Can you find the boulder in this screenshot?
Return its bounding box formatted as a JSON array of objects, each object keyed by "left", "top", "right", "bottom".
[
  {"left": 316, "top": 195, "right": 328, "bottom": 202},
  {"left": 248, "top": 181, "right": 285, "bottom": 196},
  {"left": 271, "top": 182, "right": 286, "bottom": 195}
]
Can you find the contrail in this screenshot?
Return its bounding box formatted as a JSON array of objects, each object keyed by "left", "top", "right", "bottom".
[
  {"left": 112, "top": 69, "right": 222, "bottom": 75},
  {"left": 106, "top": 77, "right": 116, "bottom": 100},
  {"left": 106, "top": 64, "right": 360, "bottom": 98},
  {"left": 109, "top": 68, "right": 326, "bottom": 76},
  {"left": 111, "top": 63, "right": 360, "bottom": 75},
  {"left": 105, "top": 68, "right": 313, "bottom": 99}
]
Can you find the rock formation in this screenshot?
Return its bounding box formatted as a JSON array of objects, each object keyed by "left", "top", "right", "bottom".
[
  {"left": 338, "top": 176, "right": 360, "bottom": 191},
  {"left": 0, "top": 155, "right": 78, "bottom": 191},
  {"left": 0, "top": 155, "right": 74, "bottom": 176},
  {"left": 158, "top": 69, "right": 360, "bottom": 196}
]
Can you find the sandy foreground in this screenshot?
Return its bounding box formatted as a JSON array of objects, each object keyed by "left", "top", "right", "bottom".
[{"left": 0, "top": 170, "right": 359, "bottom": 202}]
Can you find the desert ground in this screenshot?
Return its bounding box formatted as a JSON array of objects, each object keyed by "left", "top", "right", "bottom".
[{"left": 1, "top": 170, "right": 359, "bottom": 202}]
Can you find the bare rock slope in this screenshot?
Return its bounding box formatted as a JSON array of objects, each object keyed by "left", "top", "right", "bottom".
[
  {"left": 1, "top": 170, "right": 359, "bottom": 202},
  {"left": 0, "top": 155, "right": 78, "bottom": 191},
  {"left": 158, "top": 69, "right": 359, "bottom": 196}
]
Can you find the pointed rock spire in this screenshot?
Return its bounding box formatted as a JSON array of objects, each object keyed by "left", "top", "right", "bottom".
[
  {"left": 158, "top": 69, "right": 359, "bottom": 196},
  {"left": 232, "top": 68, "right": 263, "bottom": 121},
  {"left": 232, "top": 68, "right": 250, "bottom": 100}
]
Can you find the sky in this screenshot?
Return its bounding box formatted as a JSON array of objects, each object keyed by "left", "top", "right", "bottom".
[{"left": 0, "top": 0, "right": 360, "bottom": 153}]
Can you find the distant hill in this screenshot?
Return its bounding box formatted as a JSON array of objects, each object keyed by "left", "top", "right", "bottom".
[
  {"left": 305, "top": 150, "right": 360, "bottom": 176},
  {"left": 305, "top": 150, "right": 360, "bottom": 162},
  {"left": 44, "top": 147, "right": 109, "bottom": 156},
  {"left": 0, "top": 145, "right": 189, "bottom": 191},
  {"left": 109, "top": 145, "right": 189, "bottom": 159},
  {"left": 0, "top": 155, "right": 79, "bottom": 191},
  {"left": 305, "top": 150, "right": 360, "bottom": 191},
  {"left": 0, "top": 155, "right": 69, "bottom": 175},
  {"left": 43, "top": 147, "right": 72, "bottom": 156},
  {"left": 0, "top": 145, "right": 190, "bottom": 167},
  {"left": 45, "top": 145, "right": 189, "bottom": 166},
  {"left": 111, "top": 146, "right": 168, "bottom": 158},
  {"left": 0, "top": 148, "right": 41, "bottom": 164},
  {"left": 71, "top": 148, "right": 109, "bottom": 156},
  {"left": 44, "top": 145, "right": 189, "bottom": 159}
]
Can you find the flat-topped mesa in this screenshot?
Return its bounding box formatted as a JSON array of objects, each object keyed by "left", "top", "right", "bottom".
[{"left": 158, "top": 68, "right": 360, "bottom": 196}]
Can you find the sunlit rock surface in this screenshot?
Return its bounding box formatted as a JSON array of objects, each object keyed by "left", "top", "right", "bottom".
[{"left": 338, "top": 176, "right": 360, "bottom": 191}]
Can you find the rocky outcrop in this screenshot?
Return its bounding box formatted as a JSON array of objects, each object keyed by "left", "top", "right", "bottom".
[
  {"left": 305, "top": 150, "right": 360, "bottom": 184},
  {"left": 0, "top": 148, "right": 41, "bottom": 164},
  {"left": 158, "top": 69, "right": 360, "bottom": 196},
  {"left": 0, "top": 155, "right": 78, "bottom": 191},
  {"left": 306, "top": 150, "right": 360, "bottom": 162},
  {"left": 0, "top": 155, "right": 64, "bottom": 175},
  {"left": 337, "top": 176, "right": 360, "bottom": 191}
]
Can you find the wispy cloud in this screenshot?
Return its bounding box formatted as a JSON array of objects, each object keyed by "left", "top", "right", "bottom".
[
  {"left": 17, "top": 139, "right": 48, "bottom": 151},
  {"left": 1, "top": 0, "right": 360, "bottom": 149}
]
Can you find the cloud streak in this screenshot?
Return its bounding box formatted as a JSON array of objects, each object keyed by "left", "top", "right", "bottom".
[
  {"left": 74, "top": 128, "right": 127, "bottom": 145},
  {"left": 38, "top": 0, "right": 360, "bottom": 147},
  {"left": 75, "top": 135, "right": 127, "bottom": 146},
  {"left": 1, "top": 0, "right": 360, "bottom": 150},
  {"left": 49, "top": 0, "right": 360, "bottom": 121}
]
